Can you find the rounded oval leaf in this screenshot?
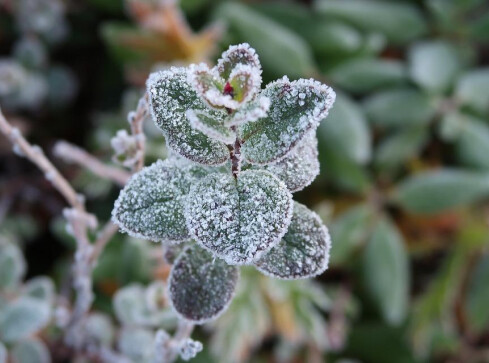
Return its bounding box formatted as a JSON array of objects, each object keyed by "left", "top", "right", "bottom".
[
  {"left": 362, "top": 218, "right": 409, "bottom": 325},
  {"left": 0, "top": 241, "right": 26, "bottom": 291},
  {"left": 147, "top": 68, "right": 228, "bottom": 165},
  {"left": 11, "top": 338, "right": 51, "bottom": 363},
  {"left": 112, "top": 159, "right": 209, "bottom": 243},
  {"left": 168, "top": 245, "right": 239, "bottom": 323},
  {"left": 263, "top": 132, "right": 320, "bottom": 192},
  {"left": 255, "top": 202, "right": 331, "bottom": 279},
  {"left": 185, "top": 170, "right": 293, "bottom": 264},
  {"left": 217, "top": 43, "right": 262, "bottom": 81},
  {"left": 0, "top": 297, "right": 51, "bottom": 343},
  {"left": 394, "top": 169, "right": 489, "bottom": 214},
  {"left": 240, "top": 77, "right": 335, "bottom": 165}
]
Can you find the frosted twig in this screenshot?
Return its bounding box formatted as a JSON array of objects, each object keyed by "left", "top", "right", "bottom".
[
  {"left": 0, "top": 107, "right": 86, "bottom": 211},
  {"left": 154, "top": 320, "right": 195, "bottom": 363},
  {"left": 54, "top": 140, "right": 130, "bottom": 186},
  {"left": 90, "top": 221, "right": 120, "bottom": 265},
  {"left": 128, "top": 93, "right": 148, "bottom": 172}
]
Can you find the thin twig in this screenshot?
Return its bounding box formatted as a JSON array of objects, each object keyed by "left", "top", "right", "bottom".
[
  {"left": 0, "top": 108, "right": 85, "bottom": 211},
  {"left": 128, "top": 93, "right": 148, "bottom": 172},
  {"left": 54, "top": 141, "right": 130, "bottom": 186},
  {"left": 89, "top": 221, "right": 120, "bottom": 265}
]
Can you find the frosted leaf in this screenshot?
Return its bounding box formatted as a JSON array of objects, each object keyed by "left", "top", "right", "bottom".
[
  {"left": 0, "top": 297, "right": 51, "bottom": 343},
  {"left": 240, "top": 77, "right": 336, "bottom": 165},
  {"left": 112, "top": 159, "right": 209, "bottom": 243},
  {"left": 225, "top": 96, "right": 270, "bottom": 127},
  {"left": 168, "top": 245, "right": 239, "bottom": 323},
  {"left": 263, "top": 132, "right": 319, "bottom": 192},
  {"left": 11, "top": 338, "right": 51, "bottom": 363},
  {"left": 217, "top": 43, "right": 262, "bottom": 80},
  {"left": 187, "top": 63, "right": 227, "bottom": 109},
  {"left": 147, "top": 68, "right": 228, "bottom": 165},
  {"left": 185, "top": 170, "right": 293, "bottom": 265},
  {"left": 118, "top": 327, "right": 154, "bottom": 362},
  {"left": 23, "top": 277, "right": 55, "bottom": 304},
  {"left": 186, "top": 109, "right": 235, "bottom": 144},
  {"left": 228, "top": 64, "right": 261, "bottom": 105},
  {"left": 255, "top": 203, "right": 331, "bottom": 279},
  {"left": 85, "top": 313, "right": 115, "bottom": 347},
  {"left": 0, "top": 241, "right": 26, "bottom": 291},
  {"left": 113, "top": 284, "right": 152, "bottom": 326}
]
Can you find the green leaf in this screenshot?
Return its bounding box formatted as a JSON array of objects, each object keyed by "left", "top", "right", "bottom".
[
  {"left": 318, "top": 93, "right": 371, "bottom": 164},
  {"left": 362, "top": 218, "right": 409, "bottom": 325},
  {"left": 0, "top": 297, "right": 51, "bottom": 343},
  {"left": 0, "top": 241, "right": 26, "bottom": 291},
  {"left": 450, "top": 113, "right": 489, "bottom": 170},
  {"left": 147, "top": 68, "right": 228, "bottom": 165},
  {"left": 214, "top": 3, "right": 316, "bottom": 79},
  {"left": 455, "top": 68, "right": 489, "bottom": 115},
  {"left": 409, "top": 41, "right": 462, "bottom": 94},
  {"left": 263, "top": 132, "right": 319, "bottom": 192},
  {"left": 85, "top": 313, "right": 115, "bottom": 347},
  {"left": 240, "top": 77, "right": 335, "bottom": 165},
  {"left": 252, "top": 3, "right": 364, "bottom": 56},
  {"left": 185, "top": 170, "right": 293, "bottom": 265},
  {"left": 394, "top": 169, "right": 489, "bottom": 214},
  {"left": 255, "top": 202, "right": 330, "bottom": 279},
  {"left": 466, "top": 255, "right": 489, "bottom": 333},
  {"left": 168, "top": 245, "right": 239, "bottom": 323},
  {"left": 314, "top": 0, "right": 427, "bottom": 44},
  {"left": 225, "top": 96, "right": 270, "bottom": 127},
  {"left": 11, "top": 338, "right": 51, "bottom": 363},
  {"left": 330, "top": 205, "right": 373, "bottom": 266},
  {"left": 328, "top": 58, "right": 407, "bottom": 94},
  {"left": 22, "top": 277, "right": 55, "bottom": 304},
  {"left": 374, "top": 126, "right": 428, "bottom": 170},
  {"left": 216, "top": 43, "right": 262, "bottom": 81},
  {"left": 186, "top": 109, "right": 235, "bottom": 144},
  {"left": 118, "top": 327, "right": 154, "bottom": 361},
  {"left": 113, "top": 284, "right": 148, "bottom": 326},
  {"left": 112, "top": 159, "right": 209, "bottom": 243},
  {"left": 363, "top": 88, "right": 436, "bottom": 128}
]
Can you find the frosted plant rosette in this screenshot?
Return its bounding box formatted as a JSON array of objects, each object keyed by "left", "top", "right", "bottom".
[{"left": 112, "top": 44, "right": 336, "bottom": 323}]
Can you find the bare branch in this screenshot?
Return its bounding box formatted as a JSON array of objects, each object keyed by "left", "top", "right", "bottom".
[
  {"left": 54, "top": 141, "right": 130, "bottom": 186},
  {"left": 128, "top": 93, "right": 148, "bottom": 172},
  {"left": 0, "top": 107, "right": 86, "bottom": 211}
]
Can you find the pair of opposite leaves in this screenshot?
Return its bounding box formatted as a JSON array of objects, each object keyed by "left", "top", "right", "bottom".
[{"left": 112, "top": 43, "right": 336, "bottom": 323}]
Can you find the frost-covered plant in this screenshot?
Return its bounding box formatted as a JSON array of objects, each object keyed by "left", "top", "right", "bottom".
[
  {"left": 0, "top": 238, "right": 55, "bottom": 362},
  {"left": 112, "top": 43, "right": 336, "bottom": 324}
]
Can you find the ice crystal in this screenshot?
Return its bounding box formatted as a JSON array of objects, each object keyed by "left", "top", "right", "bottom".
[
  {"left": 147, "top": 68, "right": 228, "bottom": 165},
  {"left": 186, "top": 109, "right": 235, "bottom": 144},
  {"left": 225, "top": 96, "right": 270, "bottom": 127},
  {"left": 240, "top": 77, "right": 336, "bottom": 165},
  {"left": 263, "top": 132, "right": 320, "bottom": 192},
  {"left": 112, "top": 159, "right": 209, "bottom": 243},
  {"left": 255, "top": 203, "right": 331, "bottom": 279},
  {"left": 180, "top": 339, "right": 203, "bottom": 361},
  {"left": 168, "top": 245, "right": 239, "bottom": 323},
  {"left": 185, "top": 170, "right": 293, "bottom": 265},
  {"left": 216, "top": 43, "right": 261, "bottom": 80}
]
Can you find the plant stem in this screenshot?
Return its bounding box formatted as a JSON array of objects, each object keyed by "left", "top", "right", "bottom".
[{"left": 230, "top": 126, "right": 241, "bottom": 179}]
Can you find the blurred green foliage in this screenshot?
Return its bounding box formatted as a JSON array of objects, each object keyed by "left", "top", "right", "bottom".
[{"left": 1, "top": 0, "right": 489, "bottom": 362}]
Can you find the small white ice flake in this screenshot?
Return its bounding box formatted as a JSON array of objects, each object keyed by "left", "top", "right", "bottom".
[
  {"left": 239, "top": 77, "right": 336, "bottom": 165},
  {"left": 146, "top": 68, "right": 228, "bottom": 165},
  {"left": 255, "top": 202, "right": 331, "bottom": 279},
  {"left": 184, "top": 170, "right": 293, "bottom": 265}
]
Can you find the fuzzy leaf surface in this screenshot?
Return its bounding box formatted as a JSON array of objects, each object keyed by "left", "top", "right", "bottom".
[
  {"left": 185, "top": 170, "right": 293, "bottom": 264},
  {"left": 239, "top": 77, "right": 335, "bottom": 164},
  {"left": 263, "top": 132, "right": 319, "bottom": 192},
  {"left": 255, "top": 202, "right": 330, "bottom": 279},
  {"left": 147, "top": 67, "right": 228, "bottom": 165},
  {"left": 112, "top": 159, "right": 209, "bottom": 243},
  {"left": 168, "top": 245, "right": 239, "bottom": 323},
  {"left": 0, "top": 297, "right": 51, "bottom": 343}
]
